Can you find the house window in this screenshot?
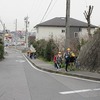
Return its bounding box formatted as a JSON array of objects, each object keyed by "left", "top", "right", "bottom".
[
  {"left": 62, "top": 30, "right": 65, "bottom": 33},
  {"left": 74, "top": 32, "right": 79, "bottom": 38}
]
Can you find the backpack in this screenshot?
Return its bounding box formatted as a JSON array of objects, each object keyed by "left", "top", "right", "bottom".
[
  {"left": 57, "top": 56, "right": 62, "bottom": 63},
  {"left": 64, "top": 52, "right": 70, "bottom": 59},
  {"left": 70, "top": 52, "right": 75, "bottom": 57}
]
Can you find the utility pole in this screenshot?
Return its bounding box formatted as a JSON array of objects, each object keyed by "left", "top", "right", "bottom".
[
  {"left": 15, "top": 19, "right": 17, "bottom": 49},
  {"left": 24, "top": 16, "right": 29, "bottom": 48},
  {"left": 65, "top": 0, "right": 70, "bottom": 50},
  {"left": 15, "top": 19, "right": 17, "bottom": 32}
]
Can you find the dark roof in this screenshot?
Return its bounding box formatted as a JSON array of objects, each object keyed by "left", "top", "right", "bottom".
[{"left": 35, "top": 17, "right": 97, "bottom": 28}]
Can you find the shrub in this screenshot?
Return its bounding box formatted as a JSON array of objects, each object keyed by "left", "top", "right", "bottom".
[
  {"left": 45, "top": 38, "right": 58, "bottom": 61},
  {"left": 0, "top": 44, "right": 4, "bottom": 60},
  {"left": 32, "top": 38, "right": 58, "bottom": 61},
  {"left": 32, "top": 39, "right": 47, "bottom": 58}
]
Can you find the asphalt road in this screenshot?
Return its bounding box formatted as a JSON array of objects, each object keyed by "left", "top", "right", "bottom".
[{"left": 0, "top": 47, "right": 100, "bottom": 100}]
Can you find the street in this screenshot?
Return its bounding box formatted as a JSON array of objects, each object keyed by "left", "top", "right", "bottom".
[{"left": 0, "top": 48, "right": 100, "bottom": 100}]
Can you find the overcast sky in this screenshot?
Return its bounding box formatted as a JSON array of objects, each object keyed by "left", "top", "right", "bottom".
[{"left": 0, "top": 0, "right": 99, "bottom": 31}]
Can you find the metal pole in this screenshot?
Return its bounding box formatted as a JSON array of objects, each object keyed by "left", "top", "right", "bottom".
[
  {"left": 65, "top": 0, "right": 70, "bottom": 50},
  {"left": 24, "top": 16, "right": 29, "bottom": 48},
  {"left": 15, "top": 19, "right": 17, "bottom": 49},
  {"left": 15, "top": 19, "right": 17, "bottom": 32}
]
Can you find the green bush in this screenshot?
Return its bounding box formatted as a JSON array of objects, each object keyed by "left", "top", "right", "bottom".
[
  {"left": 32, "top": 38, "right": 58, "bottom": 61},
  {"left": 0, "top": 44, "right": 4, "bottom": 60},
  {"left": 45, "top": 38, "right": 58, "bottom": 61},
  {"left": 32, "top": 39, "right": 47, "bottom": 58}
]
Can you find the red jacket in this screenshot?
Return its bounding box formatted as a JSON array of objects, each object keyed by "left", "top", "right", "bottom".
[{"left": 53, "top": 55, "right": 57, "bottom": 63}]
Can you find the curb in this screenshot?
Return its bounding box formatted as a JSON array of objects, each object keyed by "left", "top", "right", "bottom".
[{"left": 25, "top": 55, "right": 100, "bottom": 81}]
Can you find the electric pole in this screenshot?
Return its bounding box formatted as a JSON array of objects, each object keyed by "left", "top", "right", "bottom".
[
  {"left": 15, "top": 19, "right": 17, "bottom": 32},
  {"left": 65, "top": 0, "right": 70, "bottom": 50},
  {"left": 15, "top": 19, "right": 17, "bottom": 48},
  {"left": 24, "top": 16, "right": 29, "bottom": 48}
]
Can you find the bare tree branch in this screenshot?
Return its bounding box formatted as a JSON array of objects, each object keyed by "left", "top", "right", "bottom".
[{"left": 84, "top": 5, "right": 94, "bottom": 39}]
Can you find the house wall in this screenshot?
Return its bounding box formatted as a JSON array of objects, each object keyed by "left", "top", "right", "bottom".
[
  {"left": 36, "top": 26, "right": 96, "bottom": 41},
  {"left": 36, "top": 26, "right": 65, "bottom": 40},
  {"left": 79, "top": 28, "right": 95, "bottom": 40},
  {"left": 70, "top": 27, "right": 80, "bottom": 38}
]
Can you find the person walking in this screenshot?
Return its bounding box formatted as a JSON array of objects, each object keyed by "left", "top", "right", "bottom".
[
  {"left": 53, "top": 53, "right": 58, "bottom": 69},
  {"left": 64, "top": 48, "right": 71, "bottom": 72},
  {"left": 56, "top": 52, "right": 62, "bottom": 69}
]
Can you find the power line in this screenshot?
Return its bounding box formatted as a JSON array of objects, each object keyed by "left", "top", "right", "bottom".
[
  {"left": 31, "top": 0, "right": 55, "bottom": 31},
  {"left": 28, "top": 0, "right": 46, "bottom": 31},
  {"left": 29, "top": 0, "right": 44, "bottom": 16},
  {"left": 40, "top": 0, "right": 54, "bottom": 23},
  {"left": 43, "top": 0, "right": 58, "bottom": 21},
  {"left": 30, "top": 0, "right": 46, "bottom": 22}
]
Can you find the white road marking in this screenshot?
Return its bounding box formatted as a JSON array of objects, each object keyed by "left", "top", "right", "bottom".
[
  {"left": 16, "top": 60, "right": 25, "bottom": 63},
  {"left": 57, "top": 73, "right": 100, "bottom": 84},
  {"left": 23, "top": 55, "right": 45, "bottom": 72},
  {"left": 23, "top": 54, "right": 100, "bottom": 95},
  {"left": 23, "top": 54, "right": 100, "bottom": 84},
  {"left": 59, "top": 88, "right": 100, "bottom": 95}
]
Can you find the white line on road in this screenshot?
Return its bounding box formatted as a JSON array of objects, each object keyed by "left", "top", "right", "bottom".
[
  {"left": 16, "top": 60, "right": 25, "bottom": 63},
  {"left": 23, "top": 54, "right": 100, "bottom": 84},
  {"left": 59, "top": 88, "right": 100, "bottom": 95}
]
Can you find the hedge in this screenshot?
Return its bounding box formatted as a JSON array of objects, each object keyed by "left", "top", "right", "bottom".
[{"left": 0, "top": 44, "right": 4, "bottom": 60}]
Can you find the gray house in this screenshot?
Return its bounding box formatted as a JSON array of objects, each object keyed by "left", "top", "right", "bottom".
[{"left": 35, "top": 17, "right": 97, "bottom": 41}]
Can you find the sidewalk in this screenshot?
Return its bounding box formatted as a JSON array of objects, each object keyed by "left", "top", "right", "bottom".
[{"left": 26, "top": 56, "right": 100, "bottom": 81}]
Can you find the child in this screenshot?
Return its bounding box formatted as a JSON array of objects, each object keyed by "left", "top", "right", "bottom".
[{"left": 53, "top": 54, "right": 58, "bottom": 69}]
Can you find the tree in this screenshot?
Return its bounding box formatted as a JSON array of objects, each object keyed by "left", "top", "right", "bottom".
[
  {"left": 84, "top": 5, "right": 94, "bottom": 39},
  {"left": 94, "top": 28, "right": 100, "bottom": 34},
  {"left": 28, "top": 35, "right": 36, "bottom": 46},
  {"left": 0, "top": 38, "right": 3, "bottom": 44},
  {"left": 32, "top": 39, "right": 47, "bottom": 57},
  {"left": 32, "top": 37, "right": 58, "bottom": 61},
  {"left": 78, "top": 31, "right": 100, "bottom": 72},
  {"left": 54, "top": 35, "right": 65, "bottom": 52},
  {"left": 0, "top": 38, "right": 4, "bottom": 60},
  {"left": 70, "top": 38, "right": 80, "bottom": 56},
  {"left": 45, "top": 38, "right": 58, "bottom": 61}
]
